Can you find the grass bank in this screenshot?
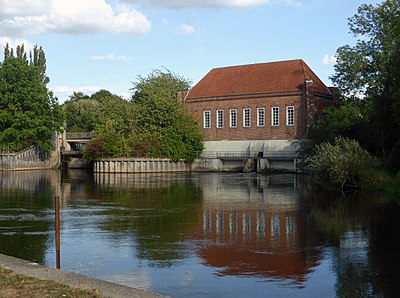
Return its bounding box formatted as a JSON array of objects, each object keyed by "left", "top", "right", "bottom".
[{"left": 0, "top": 267, "right": 105, "bottom": 298}]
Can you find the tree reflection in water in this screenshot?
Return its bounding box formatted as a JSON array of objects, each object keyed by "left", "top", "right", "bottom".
[{"left": 0, "top": 170, "right": 399, "bottom": 297}]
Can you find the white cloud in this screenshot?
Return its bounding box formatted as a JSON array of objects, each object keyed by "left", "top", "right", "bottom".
[
  {"left": 323, "top": 54, "right": 337, "bottom": 65},
  {"left": 90, "top": 54, "right": 131, "bottom": 62},
  {"left": 0, "top": 37, "right": 32, "bottom": 54},
  {"left": 0, "top": 0, "right": 151, "bottom": 36},
  {"left": 123, "top": 0, "right": 302, "bottom": 8},
  {"left": 0, "top": 0, "right": 51, "bottom": 17},
  {"left": 51, "top": 85, "right": 103, "bottom": 103},
  {"left": 179, "top": 24, "right": 195, "bottom": 35}
]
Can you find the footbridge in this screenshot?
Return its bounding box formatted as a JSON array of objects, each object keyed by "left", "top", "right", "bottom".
[
  {"left": 61, "top": 132, "right": 93, "bottom": 168},
  {"left": 62, "top": 132, "right": 93, "bottom": 154}
]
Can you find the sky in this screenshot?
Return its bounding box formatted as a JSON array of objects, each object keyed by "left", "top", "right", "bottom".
[{"left": 0, "top": 0, "right": 382, "bottom": 103}]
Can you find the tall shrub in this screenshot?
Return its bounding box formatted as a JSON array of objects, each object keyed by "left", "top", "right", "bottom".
[{"left": 307, "top": 137, "right": 378, "bottom": 189}]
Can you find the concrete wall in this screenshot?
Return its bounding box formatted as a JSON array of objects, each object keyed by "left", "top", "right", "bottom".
[
  {"left": 0, "top": 147, "right": 60, "bottom": 171},
  {"left": 0, "top": 134, "right": 61, "bottom": 171},
  {"left": 191, "top": 140, "right": 298, "bottom": 172},
  {"left": 191, "top": 158, "right": 243, "bottom": 172},
  {"left": 191, "top": 158, "right": 297, "bottom": 173},
  {"left": 202, "top": 139, "right": 296, "bottom": 153},
  {"left": 94, "top": 158, "right": 190, "bottom": 173}
]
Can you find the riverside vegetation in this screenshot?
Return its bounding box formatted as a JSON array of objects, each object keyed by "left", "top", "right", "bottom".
[
  {"left": 64, "top": 70, "right": 204, "bottom": 163},
  {"left": 302, "top": 0, "right": 400, "bottom": 193}
]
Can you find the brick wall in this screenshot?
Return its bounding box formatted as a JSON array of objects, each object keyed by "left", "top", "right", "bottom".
[{"left": 186, "top": 92, "right": 314, "bottom": 142}]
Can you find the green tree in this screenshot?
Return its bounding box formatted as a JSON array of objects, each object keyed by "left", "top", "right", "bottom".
[
  {"left": 308, "top": 99, "right": 375, "bottom": 152},
  {"left": 131, "top": 69, "right": 204, "bottom": 161},
  {"left": 30, "top": 45, "right": 50, "bottom": 85},
  {"left": 67, "top": 91, "right": 90, "bottom": 102},
  {"left": 62, "top": 98, "right": 99, "bottom": 132},
  {"left": 90, "top": 89, "right": 117, "bottom": 101},
  {"left": 84, "top": 70, "right": 204, "bottom": 162},
  {"left": 93, "top": 95, "right": 136, "bottom": 157},
  {"left": 62, "top": 89, "right": 124, "bottom": 132},
  {"left": 331, "top": 0, "right": 400, "bottom": 158},
  {"left": 0, "top": 44, "right": 62, "bottom": 151}
]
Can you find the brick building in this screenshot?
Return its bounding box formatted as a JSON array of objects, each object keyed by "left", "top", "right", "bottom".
[{"left": 184, "top": 60, "right": 334, "bottom": 171}]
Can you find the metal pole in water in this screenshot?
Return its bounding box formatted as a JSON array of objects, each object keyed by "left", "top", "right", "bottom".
[{"left": 55, "top": 195, "right": 61, "bottom": 269}]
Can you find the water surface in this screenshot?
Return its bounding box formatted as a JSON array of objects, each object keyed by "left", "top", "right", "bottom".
[{"left": 0, "top": 170, "right": 399, "bottom": 297}]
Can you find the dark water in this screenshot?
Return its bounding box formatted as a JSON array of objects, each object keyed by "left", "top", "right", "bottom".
[{"left": 0, "top": 170, "right": 399, "bottom": 297}]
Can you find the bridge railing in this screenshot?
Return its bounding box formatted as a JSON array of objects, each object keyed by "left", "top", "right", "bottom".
[{"left": 197, "top": 151, "right": 298, "bottom": 159}]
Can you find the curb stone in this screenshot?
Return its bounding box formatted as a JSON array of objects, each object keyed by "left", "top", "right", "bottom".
[{"left": 0, "top": 254, "right": 168, "bottom": 298}]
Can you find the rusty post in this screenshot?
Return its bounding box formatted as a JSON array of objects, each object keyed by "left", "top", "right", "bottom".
[{"left": 55, "top": 195, "right": 60, "bottom": 269}]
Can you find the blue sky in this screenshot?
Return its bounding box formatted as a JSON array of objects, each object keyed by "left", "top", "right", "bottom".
[{"left": 0, "top": 0, "right": 381, "bottom": 102}]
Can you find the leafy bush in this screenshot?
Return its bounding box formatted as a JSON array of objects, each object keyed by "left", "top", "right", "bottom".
[
  {"left": 83, "top": 138, "right": 105, "bottom": 164},
  {"left": 307, "top": 137, "right": 378, "bottom": 189}
]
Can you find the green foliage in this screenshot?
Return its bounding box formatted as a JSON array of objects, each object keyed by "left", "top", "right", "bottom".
[
  {"left": 83, "top": 137, "right": 105, "bottom": 164},
  {"left": 307, "top": 137, "right": 378, "bottom": 190},
  {"left": 74, "top": 70, "right": 204, "bottom": 162},
  {"left": 311, "top": 99, "right": 371, "bottom": 141},
  {"left": 307, "top": 98, "right": 385, "bottom": 156},
  {"left": 131, "top": 69, "right": 191, "bottom": 104},
  {"left": 62, "top": 89, "right": 122, "bottom": 132},
  {"left": 93, "top": 95, "right": 137, "bottom": 157},
  {"left": 331, "top": 0, "right": 400, "bottom": 159},
  {"left": 62, "top": 99, "right": 99, "bottom": 132},
  {"left": 0, "top": 44, "right": 62, "bottom": 152},
  {"left": 130, "top": 69, "right": 203, "bottom": 161}
]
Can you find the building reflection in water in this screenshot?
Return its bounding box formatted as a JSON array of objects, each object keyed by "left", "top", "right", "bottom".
[{"left": 193, "top": 173, "right": 319, "bottom": 285}]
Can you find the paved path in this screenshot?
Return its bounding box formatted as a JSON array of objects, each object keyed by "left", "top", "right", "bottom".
[{"left": 0, "top": 254, "right": 167, "bottom": 298}]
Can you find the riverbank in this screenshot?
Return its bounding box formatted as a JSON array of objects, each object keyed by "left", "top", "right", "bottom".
[{"left": 0, "top": 254, "right": 166, "bottom": 298}]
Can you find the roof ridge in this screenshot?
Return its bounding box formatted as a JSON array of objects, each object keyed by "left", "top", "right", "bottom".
[{"left": 211, "top": 59, "right": 303, "bottom": 71}]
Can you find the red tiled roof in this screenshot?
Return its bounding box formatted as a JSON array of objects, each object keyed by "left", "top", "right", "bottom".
[{"left": 186, "top": 59, "right": 332, "bottom": 99}]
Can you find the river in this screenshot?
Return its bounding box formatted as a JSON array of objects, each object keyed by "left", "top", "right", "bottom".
[{"left": 0, "top": 170, "right": 399, "bottom": 297}]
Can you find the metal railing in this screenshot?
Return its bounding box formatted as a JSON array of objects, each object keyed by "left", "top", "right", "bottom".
[{"left": 197, "top": 151, "right": 298, "bottom": 160}]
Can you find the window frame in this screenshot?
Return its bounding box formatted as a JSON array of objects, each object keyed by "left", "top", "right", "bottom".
[
  {"left": 286, "top": 106, "right": 295, "bottom": 126},
  {"left": 230, "top": 109, "right": 237, "bottom": 128},
  {"left": 203, "top": 110, "right": 211, "bottom": 129},
  {"left": 243, "top": 108, "right": 251, "bottom": 127},
  {"left": 257, "top": 107, "right": 265, "bottom": 127},
  {"left": 216, "top": 110, "right": 224, "bottom": 128},
  {"left": 271, "top": 107, "right": 279, "bottom": 126}
]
